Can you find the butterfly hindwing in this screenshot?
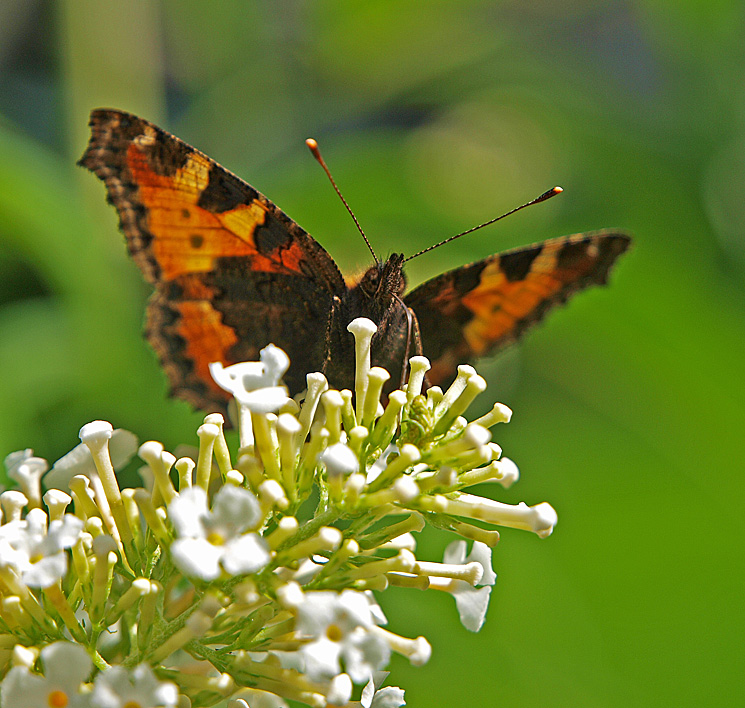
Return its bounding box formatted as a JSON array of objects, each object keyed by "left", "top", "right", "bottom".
[
  {"left": 405, "top": 231, "right": 631, "bottom": 387},
  {"left": 79, "top": 109, "right": 346, "bottom": 410}
]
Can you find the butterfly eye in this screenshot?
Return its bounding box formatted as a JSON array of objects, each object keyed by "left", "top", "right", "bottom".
[{"left": 364, "top": 269, "right": 381, "bottom": 291}]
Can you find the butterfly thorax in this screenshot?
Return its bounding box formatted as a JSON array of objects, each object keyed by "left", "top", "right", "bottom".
[{"left": 322, "top": 253, "right": 411, "bottom": 392}]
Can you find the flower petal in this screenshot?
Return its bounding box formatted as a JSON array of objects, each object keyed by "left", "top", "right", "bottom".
[
  {"left": 170, "top": 537, "right": 222, "bottom": 580},
  {"left": 221, "top": 533, "right": 270, "bottom": 576},
  {"left": 41, "top": 641, "right": 93, "bottom": 688},
  {"left": 452, "top": 581, "right": 492, "bottom": 632},
  {"left": 21, "top": 551, "right": 68, "bottom": 588},
  {"left": 168, "top": 486, "right": 209, "bottom": 537},
  {"left": 211, "top": 485, "right": 262, "bottom": 533},
  {"left": 467, "top": 541, "right": 496, "bottom": 587},
  {"left": 442, "top": 539, "right": 467, "bottom": 565}
]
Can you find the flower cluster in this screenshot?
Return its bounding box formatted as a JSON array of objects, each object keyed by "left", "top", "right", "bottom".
[{"left": 0, "top": 318, "right": 556, "bottom": 707}]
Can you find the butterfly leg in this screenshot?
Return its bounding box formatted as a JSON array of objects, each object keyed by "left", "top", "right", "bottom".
[
  {"left": 407, "top": 306, "right": 431, "bottom": 392},
  {"left": 393, "top": 294, "right": 425, "bottom": 390}
]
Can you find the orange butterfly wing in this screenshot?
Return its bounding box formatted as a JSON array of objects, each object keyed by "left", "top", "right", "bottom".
[
  {"left": 79, "top": 109, "right": 346, "bottom": 410},
  {"left": 405, "top": 231, "right": 631, "bottom": 387}
]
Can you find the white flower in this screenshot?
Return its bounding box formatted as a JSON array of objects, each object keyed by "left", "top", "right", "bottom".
[
  {"left": 4, "top": 448, "right": 34, "bottom": 477},
  {"left": 295, "top": 590, "right": 375, "bottom": 637},
  {"left": 327, "top": 672, "right": 353, "bottom": 705},
  {"left": 429, "top": 494, "right": 557, "bottom": 538},
  {"left": 294, "top": 590, "right": 390, "bottom": 683},
  {"left": 44, "top": 429, "right": 139, "bottom": 490},
  {"left": 367, "top": 685, "right": 406, "bottom": 707},
  {"left": 210, "top": 344, "right": 290, "bottom": 409},
  {"left": 359, "top": 673, "right": 406, "bottom": 708},
  {"left": 91, "top": 663, "right": 178, "bottom": 708},
  {"left": 494, "top": 456, "right": 520, "bottom": 487},
  {"left": 0, "top": 641, "right": 92, "bottom": 708},
  {"left": 363, "top": 591, "right": 388, "bottom": 627},
  {"left": 366, "top": 444, "right": 396, "bottom": 483},
  {"left": 293, "top": 557, "right": 326, "bottom": 584},
  {"left": 444, "top": 540, "right": 496, "bottom": 586},
  {"left": 339, "top": 630, "right": 391, "bottom": 685},
  {"left": 6, "top": 452, "right": 47, "bottom": 506},
  {"left": 210, "top": 346, "right": 292, "bottom": 447},
  {"left": 439, "top": 540, "right": 496, "bottom": 632},
  {"left": 168, "top": 485, "right": 270, "bottom": 580},
  {"left": 0, "top": 510, "right": 84, "bottom": 587},
  {"left": 319, "top": 443, "right": 359, "bottom": 478},
  {"left": 240, "top": 386, "right": 293, "bottom": 414}
]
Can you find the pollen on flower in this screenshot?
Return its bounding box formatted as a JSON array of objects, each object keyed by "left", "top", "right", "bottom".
[
  {"left": 206, "top": 530, "right": 226, "bottom": 545},
  {"left": 47, "top": 689, "right": 68, "bottom": 707},
  {"left": 326, "top": 624, "right": 344, "bottom": 642},
  {"left": 0, "top": 320, "right": 557, "bottom": 708}
]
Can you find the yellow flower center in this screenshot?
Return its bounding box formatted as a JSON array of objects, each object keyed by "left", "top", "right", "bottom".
[
  {"left": 47, "top": 689, "right": 68, "bottom": 708},
  {"left": 326, "top": 623, "right": 343, "bottom": 642},
  {"left": 207, "top": 530, "right": 225, "bottom": 546}
]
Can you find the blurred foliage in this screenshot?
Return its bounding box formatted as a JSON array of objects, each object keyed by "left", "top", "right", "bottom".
[{"left": 1, "top": 0, "right": 743, "bottom": 706}]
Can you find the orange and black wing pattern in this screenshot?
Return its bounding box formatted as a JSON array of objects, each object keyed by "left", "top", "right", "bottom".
[
  {"left": 79, "top": 109, "right": 346, "bottom": 410},
  {"left": 405, "top": 231, "right": 631, "bottom": 387}
]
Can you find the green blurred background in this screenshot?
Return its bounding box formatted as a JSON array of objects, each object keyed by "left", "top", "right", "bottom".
[{"left": 1, "top": 1, "right": 743, "bottom": 705}]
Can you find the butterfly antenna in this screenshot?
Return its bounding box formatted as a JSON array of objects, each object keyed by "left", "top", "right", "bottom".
[
  {"left": 306, "top": 138, "right": 378, "bottom": 262},
  {"left": 403, "top": 186, "right": 563, "bottom": 262}
]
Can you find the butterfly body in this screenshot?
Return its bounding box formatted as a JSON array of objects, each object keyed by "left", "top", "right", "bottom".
[
  {"left": 321, "top": 253, "right": 411, "bottom": 392},
  {"left": 79, "top": 109, "right": 630, "bottom": 412}
]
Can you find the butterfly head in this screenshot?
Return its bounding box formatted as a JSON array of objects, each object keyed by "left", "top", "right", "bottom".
[{"left": 357, "top": 253, "right": 406, "bottom": 302}]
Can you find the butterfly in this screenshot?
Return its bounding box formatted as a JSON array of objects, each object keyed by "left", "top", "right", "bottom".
[{"left": 79, "top": 108, "right": 630, "bottom": 412}]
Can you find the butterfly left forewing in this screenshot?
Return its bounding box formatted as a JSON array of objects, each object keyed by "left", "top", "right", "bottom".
[
  {"left": 405, "top": 231, "right": 631, "bottom": 387},
  {"left": 79, "top": 109, "right": 347, "bottom": 409}
]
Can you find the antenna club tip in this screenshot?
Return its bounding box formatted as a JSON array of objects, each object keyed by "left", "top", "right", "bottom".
[
  {"left": 306, "top": 138, "right": 322, "bottom": 159},
  {"left": 534, "top": 185, "right": 563, "bottom": 203}
]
